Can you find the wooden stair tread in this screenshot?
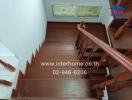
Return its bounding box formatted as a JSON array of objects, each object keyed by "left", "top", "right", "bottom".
[
  {"left": 26, "top": 67, "right": 88, "bottom": 79},
  {"left": 31, "top": 56, "right": 79, "bottom": 66},
  {"left": 89, "top": 74, "right": 107, "bottom": 81},
  {"left": 25, "top": 68, "right": 106, "bottom": 79},
  {"left": 42, "top": 50, "right": 77, "bottom": 55},
  {"left": 19, "top": 79, "right": 92, "bottom": 97},
  {"left": 12, "top": 97, "right": 98, "bottom": 100},
  {"left": 85, "top": 27, "right": 108, "bottom": 44},
  {"left": 40, "top": 42, "right": 75, "bottom": 51},
  {"left": 39, "top": 43, "right": 77, "bottom": 56},
  {"left": 109, "top": 28, "right": 132, "bottom": 49},
  {"left": 46, "top": 27, "right": 77, "bottom": 42}
]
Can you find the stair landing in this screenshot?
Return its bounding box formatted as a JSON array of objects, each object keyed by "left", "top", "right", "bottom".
[{"left": 109, "top": 28, "right": 132, "bottom": 49}]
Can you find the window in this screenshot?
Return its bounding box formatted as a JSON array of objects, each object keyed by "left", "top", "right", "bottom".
[{"left": 53, "top": 5, "right": 102, "bottom": 17}]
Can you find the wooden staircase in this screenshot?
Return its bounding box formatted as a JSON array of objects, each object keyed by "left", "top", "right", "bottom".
[
  {"left": 10, "top": 21, "right": 132, "bottom": 100},
  {"left": 11, "top": 22, "right": 111, "bottom": 100},
  {"left": 107, "top": 1, "right": 132, "bottom": 99},
  {"left": 11, "top": 4, "right": 132, "bottom": 97}
]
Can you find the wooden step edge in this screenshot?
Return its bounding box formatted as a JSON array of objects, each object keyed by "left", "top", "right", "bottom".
[{"left": 11, "top": 97, "right": 99, "bottom": 100}]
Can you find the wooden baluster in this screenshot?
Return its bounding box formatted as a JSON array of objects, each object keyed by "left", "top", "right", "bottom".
[
  {"left": 101, "top": 53, "right": 109, "bottom": 62},
  {"left": 91, "top": 52, "right": 110, "bottom": 73},
  {"left": 79, "top": 38, "right": 93, "bottom": 60},
  {"left": 114, "top": 17, "right": 132, "bottom": 40},
  {"left": 78, "top": 34, "right": 86, "bottom": 53},
  {"left": 0, "top": 59, "right": 15, "bottom": 72},
  {"left": 79, "top": 42, "right": 89, "bottom": 60},
  {"left": 76, "top": 22, "right": 86, "bottom": 49},
  {"left": 85, "top": 44, "right": 99, "bottom": 61},
  {"left": 78, "top": 36, "right": 83, "bottom": 54},
  {"left": 87, "top": 45, "right": 100, "bottom": 72},
  {"left": 92, "top": 71, "right": 132, "bottom": 89},
  {"left": 78, "top": 35, "right": 85, "bottom": 54},
  {"left": 0, "top": 80, "right": 12, "bottom": 87},
  {"left": 76, "top": 33, "right": 81, "bottom": 49},
  {"left": 81, "top": 44, "right": 99, "bottom": 71}
]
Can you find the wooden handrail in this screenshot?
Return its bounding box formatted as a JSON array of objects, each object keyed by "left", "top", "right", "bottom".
[
  {"left": 112, "top": 49, "right": 132, "bottom": 67},
  {"left": 77, "top": 23, "right": 132, "bottom": 73},
  {"left": 0, "top": 59, "right": 15, "bottom": 72},
  {"left": 114, "top": 16, "right": 132, "bottom": 40},
  {"left": 0, "top": 80, "right": 12, "bottom": 87}
]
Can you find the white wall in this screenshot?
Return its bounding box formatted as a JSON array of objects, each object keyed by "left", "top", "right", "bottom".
[
  {"left": 43, "top": 0, "right": 110, "bottom": 23},
  {"left": 0, "top": 55, "right": 19, "bottom": 99},
  {"left": 100, "top": 0, "right": 113, "bottom": 29},
  {"left": 0, "top": 0, "right": 47, "bottom": 73},
  {"left": 0, "top": 42, "right": 19, "bottom": 99}
]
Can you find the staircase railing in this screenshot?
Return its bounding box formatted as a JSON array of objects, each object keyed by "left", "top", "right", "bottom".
[
  {"left": 77, "top": 23, "right": 132, "bottom": 89},
  {"left": 77, "top": 23, "right": 132, "bottom": 72},
  {"left": 114, "top": 16, "right": 132, "bottom": 40},
  {"left": 0, "top": 59, "right": 15, "bottom": 72},
  {"left": 0, "top": 80, "right": 12, "bottom": 87},
  {"left": 0, "top": 59, "right": 15, "bottom": 86}
]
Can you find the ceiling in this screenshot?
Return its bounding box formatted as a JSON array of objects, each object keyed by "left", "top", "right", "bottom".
[{"left": 43, "top": 0, "right": 112, "bottom": 23}]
